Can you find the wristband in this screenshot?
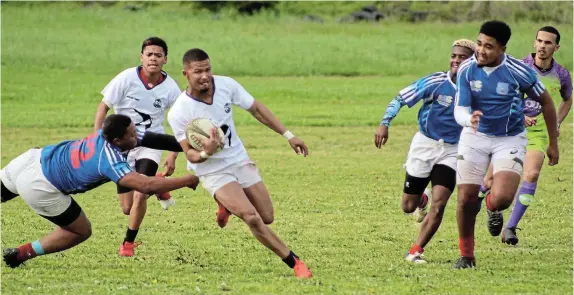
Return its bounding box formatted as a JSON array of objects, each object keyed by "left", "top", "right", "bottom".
[
  {"left": 200, "top": 151, "right": 211, "bottom": 159},
  {"left": 282, "top": 130, "right": 295, "bottom": 140}
]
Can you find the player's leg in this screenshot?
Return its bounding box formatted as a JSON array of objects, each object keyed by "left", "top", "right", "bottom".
[
  {"left": 117, "top": 187, "right": 134, "bottom": 215},
  {"left": 3, "top": 149, "right": 92, "bottom": 268},
  {"left": 407, "top": 164, "right": 456, "bottom": 264},
  {"left": 214, "top": 181, "right": 312, "bottom": 278},
  {"left": 502, "top": 149, "right": 545, "bottom": 245},
  {"left": 453, "top": 129, "right": 490, "bottom": 269},
  {"left": 401, "top": 132, "right": 433, "bottom": 222},
  {"left": 236, "top": 160, "right": 273, "bottom": 224},
  {"left": 119, "top": 157, "right": 159, "bottom": 257},
  {"left": 485, "top": 134, "right": 528, "bottom": 237},
  {"left": 476, "top": 163, "right": 494, "bottom": 213}
]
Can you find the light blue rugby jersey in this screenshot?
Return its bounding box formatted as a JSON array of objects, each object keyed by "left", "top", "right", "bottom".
[
  {"left": 40, "top": 129, "right": 145, "bottom": 195},
  {"left": 455, "top": 54, "right": 546, "bottom": 136},
  {"left": 385, "top": 71, "right": 462, "bottom": 144}
]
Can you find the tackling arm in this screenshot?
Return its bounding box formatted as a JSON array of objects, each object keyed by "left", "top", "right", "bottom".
[{"left": 118, "top": 171, "right": 198, "bottom": 195}]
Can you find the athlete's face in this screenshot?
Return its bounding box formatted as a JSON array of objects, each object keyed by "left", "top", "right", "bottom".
[
  {"left": 534, "top": 31, "right": 559, "bottom": 60},
  {"left": 141, "top": 45, "right": 167, "bottom": 75},
  {"left": 114, "top": 123, "right": 138, "bottom": 151},
  {"left": 475, "top": 33, "right": 505, "bottom": 67},
  {"left": 183, "top": 59, "right": 212, "bottom": 94},
  {"left": 450, "top": 46, "right": 473, "bottom": 75}
]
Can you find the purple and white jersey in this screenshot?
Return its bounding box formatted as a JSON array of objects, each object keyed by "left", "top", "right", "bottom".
[{"left": 522, "top": 54, "right": 572, "bottom": 117}]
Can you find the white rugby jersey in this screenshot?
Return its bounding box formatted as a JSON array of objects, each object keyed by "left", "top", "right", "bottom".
[
  {"left": 101, "top": 66, "right": 181, "bottom": 134},
  {"left": 168, "top": 75, "right": 255, "bottom": 176}
]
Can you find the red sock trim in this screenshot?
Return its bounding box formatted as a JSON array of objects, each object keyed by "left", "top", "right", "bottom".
[
  {"left": 420, "top": 193, "right": 428, "bottom": 208},
  {"left": 458, "top": 237, "right": 475, "bottom": 258},
  {"left": 16, "top": 243, "right": 36, "bottom": 261},
  {"left": 409, "top": 244, "right": 424, "bottom": 254},
  {"left": 486, "top": 193, "right": 496, "bottom": 211}
]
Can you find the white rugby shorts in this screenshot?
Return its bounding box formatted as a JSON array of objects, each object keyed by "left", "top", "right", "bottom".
[
  {"left": 403, "top": 132, "right": 458, "bottom": 178},
  {"left": 0, "top": 149, "right": 72, "bottom": 217},
  {"left": 456, "top": 127, "right": 527, "bottom": 185}
]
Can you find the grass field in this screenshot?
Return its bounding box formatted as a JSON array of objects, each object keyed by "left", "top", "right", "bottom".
[{"left": 1, "top": 3, "right": 573, "bottom": 295}]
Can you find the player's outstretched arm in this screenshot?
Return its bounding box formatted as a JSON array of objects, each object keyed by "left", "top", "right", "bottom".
[
  {"left": 538, "top": 90, "right": 559, "bottom": 165},
  {"left": 247, "top": 100, "right": 308, "bottom": 156},
  {"left": 375, "top": 96, "right": 407, "bottom": 148},
  {"left": 118, "top": 171, "right": 199, "bottom": 195},
  {"left": 140, "top": 132, "right": 184, "bottom": 152},
  {"left": 93, "top": 102, "right": 111, "bottom": 132}
]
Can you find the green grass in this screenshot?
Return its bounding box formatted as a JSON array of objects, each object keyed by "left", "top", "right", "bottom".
[{"left": 1, "top": 3, "right": 573, "bottom": 295}]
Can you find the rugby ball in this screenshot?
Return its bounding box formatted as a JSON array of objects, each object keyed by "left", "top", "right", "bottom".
[{"left": 185, "top": 118, "right": 225, "bottom": 152}]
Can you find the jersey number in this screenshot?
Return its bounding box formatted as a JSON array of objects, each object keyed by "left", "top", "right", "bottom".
[
  {"left": 70, "top": 133, "right": 97, "bottom": 169},
  {"left": 220, "top": 124, "right": 232, "bottom": 147}
]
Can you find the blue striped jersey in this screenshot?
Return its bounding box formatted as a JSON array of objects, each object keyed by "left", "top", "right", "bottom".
[
  {"left": 40, "top": 129, "right": 144, "bottom": 194},
  {"left": 398, "top": 71, "right": 462, "bottom": 144},
  {"left": 455, "top": 54, "right": 546, "bottom": 136}
]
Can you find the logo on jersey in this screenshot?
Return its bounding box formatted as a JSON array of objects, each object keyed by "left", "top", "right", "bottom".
[
  {"left": 470, "top": 80, "right": 482, "bottom": 92},
  {"left": 496, "top": 82, "right": 509, "bottom": 95},
  {"left": 127, "top": 95, "right": 140, "bottom": 101},
  {"left": 153, "top": 99, "right": 162, "bottom": 109},
  {"left": 224, "top": 102, "right": 231, "bottom": 113},
  {"left": 437, "top": 94, "right": 453, "bottom": 107},
  {"left": 133, "top": 109, "right": 152, "bottom": 130}
]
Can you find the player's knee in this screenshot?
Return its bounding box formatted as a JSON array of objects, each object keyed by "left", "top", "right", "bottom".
[
  {"left": 133, "top": 192, "right": 148, "bottom": 204},
  {"left": 81, "top": 223, "right": 93, "bottom": 240},
  {"left": 1, "top": 180, "right": 18, "bottom": 203},
  {"left": 429, "top": 198, "right": 448, "bottom": 217},
  {"left": 121, "top": 204, "right": 132, "bottom": 215},
  {"left": 401, "top": 198, "right": 418, "bottom": 214},
  {"left": 489, "top": 191, "right": 513, "bottom": 210},
  {"left": 240, "top": 210, "right": 264, "bottom": 228},
  {"left": 259, "top": 210, "right": 274, "bottom": 225},
  {"left": 523, "top": 169, "right": 541, "bottom": 182}
]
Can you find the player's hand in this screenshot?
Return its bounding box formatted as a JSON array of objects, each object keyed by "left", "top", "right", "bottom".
[
  {"left": 185, "top": 175, "right": 199, "bottom": 190},
  {"left": 374, "top": 125, "right": 388, "bottom": 148},
  {"left": 470, "top": 110, "right": 483, "bottom": 132},
  {"left": 524, "top": 115, "right": 537, "bottom": 127},
  {"left": 288, "top": 137, "right": 309, "bottom": 157},
  {"left": 199, "top": 128, "right": 223, "bottom": 155},
  {"left": 546, "top": 142, "right": 559, "bottom": 166},
  {"left": 161, "top": 153, "right": 177, "bottom": 177}
]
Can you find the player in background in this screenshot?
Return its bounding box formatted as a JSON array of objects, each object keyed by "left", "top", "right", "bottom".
[
  {"left": 167, "top": 48, "right": 312, "bottom": 278},
  {"left": 374, "top": 39, "right": 476, "bottom": 263},
  {"left": 93, "top": 37, "right": 182, "bottom": 257},
  {"left": 1, "top": 114, "right": 199, "bottom": 268},
  {"left": 477, "top": 26, "right": 572, "bottom": 245},
  {"left": 452, "top": 20, "right": 559, "bottom": 269}
]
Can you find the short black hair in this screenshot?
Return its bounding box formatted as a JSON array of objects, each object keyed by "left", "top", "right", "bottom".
[
  {"left": 182, "top": 48, "right": 210, "bottom": 66},
  {"left": 537, "top": 26, "right": 560, "bottom": 44},
  {"left": 102, "top": 114, "right": 132, "bottom": 142},
  {"left": 141, "top": 37, "right": 168, "bottom": 56},
  {"left": 479, "top": 20, "right": 512, "bottom": 46}
]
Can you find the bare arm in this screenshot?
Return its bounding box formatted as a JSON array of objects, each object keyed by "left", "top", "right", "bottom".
[
  {"left": 178, "top": 128, "right": 223, "bottom": 164},
  {"left": 117, "top": 171, "right": 198, "bottom": 195},
  {"left": 557, "top": 96, "right": 572, "bottom": 126},
  {"left": 539, "top": 90, "right": 559, "bottom": 145},
  {"left": 247, "top": 100, "right": 287, "bottom": 135},
  {"left": 94, "top": 102, "right": 111, "bottom": 132},
  {"left": 179, "top": 139, "right": 208, "bottom": 164}
]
